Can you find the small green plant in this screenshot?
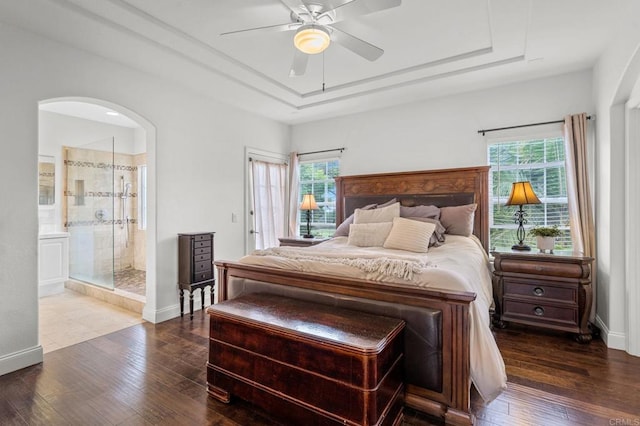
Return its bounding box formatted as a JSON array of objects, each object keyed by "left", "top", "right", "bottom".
[{"left": 528, "top": 226, "right": 562, "bottom": 238}]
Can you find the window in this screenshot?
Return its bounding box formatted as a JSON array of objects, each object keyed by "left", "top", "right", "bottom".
[
  {"left": 298, "top": 159, "right": 340, "bottom": 238},
  {"left": 488, "top": 136, "right": 572, "bottom": 251}
]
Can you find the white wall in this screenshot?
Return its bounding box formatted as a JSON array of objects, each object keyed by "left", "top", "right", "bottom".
[
  {"left": 0, "top": 23, "right": 289, "bottom": 375},
  {"left": 592, "top": 16, "right": 640, "bottom": 350},
  {"left": 39, "top": 110, "right": 138, "bottom": 154},
  {"left": 292, "top": 70, "right": 593, "bottom": 176}
]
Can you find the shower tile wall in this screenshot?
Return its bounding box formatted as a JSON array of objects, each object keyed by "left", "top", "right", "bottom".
[
  {"left": 114, "top": 151, "right": 137, "bottom": 272},
  {"left": 133, "top": 153, "right": 146, "bottom": 272},
  {"left": 64, "top": 147, "right": 138, "bottom": 283}
]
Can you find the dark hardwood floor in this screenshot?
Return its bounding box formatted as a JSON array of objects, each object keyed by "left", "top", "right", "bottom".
[{"left": 1, "top": 312, "right": 639, "bottom": 425}]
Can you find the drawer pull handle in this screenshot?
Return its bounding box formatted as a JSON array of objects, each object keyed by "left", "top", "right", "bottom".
[
  {"left": 533, "top": 306, "right": 545, "bottom": 316},
  {"left": 533, "top": 287, "right": 545, "bottom": 296}
]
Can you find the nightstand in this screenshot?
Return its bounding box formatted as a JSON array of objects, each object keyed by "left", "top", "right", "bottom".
[
  {"left": 278, "top": 236, "right": 330, "bottom": 247},
  {"left": 492, "top": 251, "right": 594, "bottom": 343}
]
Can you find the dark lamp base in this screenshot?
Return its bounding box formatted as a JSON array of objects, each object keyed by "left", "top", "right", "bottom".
[
  {"left": 302, "top": 234, "right": 314, "bottom": 239},
  {"left": 512, "top": 244, "right": 531, "bottom": 251}
]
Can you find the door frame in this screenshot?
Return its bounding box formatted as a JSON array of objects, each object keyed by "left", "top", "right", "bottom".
[{"left": 625, "top": 99, "right": 640, "bottom": 356}]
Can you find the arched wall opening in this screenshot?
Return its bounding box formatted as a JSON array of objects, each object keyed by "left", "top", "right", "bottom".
[{"left": 38, "top": 96, "right": 158, "bottom": 323}]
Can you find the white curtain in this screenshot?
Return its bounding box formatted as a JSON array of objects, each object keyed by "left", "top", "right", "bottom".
[
  {"left": 251, "top": 159, "right": 287, "bottom": 250},
  {"left": 288, "top": 152, "right": 300, "bottom": 237},
  {"left": 564, "top": 113, "right": 596, "bottom": 320}
]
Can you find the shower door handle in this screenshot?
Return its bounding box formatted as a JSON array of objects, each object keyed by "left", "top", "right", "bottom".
[{"left": 250, "top": 230, "right": 259, "bottom": 234}]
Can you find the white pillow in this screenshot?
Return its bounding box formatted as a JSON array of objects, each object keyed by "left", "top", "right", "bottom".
[
  {"left": 354, "top": 202, "right": 400, "bottom": 224},
  {"left": 347, "top": 222, "right": 393, "bottom": 247},
  {"left": 383, "top": 217, "right": 436, "bottom": 253}
]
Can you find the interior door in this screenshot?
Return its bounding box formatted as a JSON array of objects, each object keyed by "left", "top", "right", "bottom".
[{"left": 245, "top": 149, "right": 288, "bottom": 252}]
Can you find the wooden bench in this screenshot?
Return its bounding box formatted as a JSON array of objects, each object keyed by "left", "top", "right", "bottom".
[{"left": 207, "top": 293, "right": 405, "bottom": 426}]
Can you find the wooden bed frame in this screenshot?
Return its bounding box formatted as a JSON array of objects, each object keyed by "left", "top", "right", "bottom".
[{"left": 215, "top": 166, "right": 490, "bottom": 425}]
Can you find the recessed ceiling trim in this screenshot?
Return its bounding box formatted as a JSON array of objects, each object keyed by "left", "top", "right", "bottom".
[
  {"left": 522, "top": 0, "right": 533, "bottom": 59},
  {"left": 297, "top": 55, "right": 526, "bottom": 110},
  {"left": 106, "top": 0, "right": 302, "bottom": 96},
  {"left": 49, "top": 0, "right": 300, "bottom": 108},
  {"left": 109, "top": 0, "right": 499, "bottom": 102},
  {"left": 301, "top": 47, "right": 494, "bottom": 98},
  {"left": 55, "top": 0, "right": 504, "bottom": 106},
  {"left": 486, "top": 0, "right": 495, "bottom": 47},
  {"left": 41, "top": 0, "right": 534, "bottom": 116}
]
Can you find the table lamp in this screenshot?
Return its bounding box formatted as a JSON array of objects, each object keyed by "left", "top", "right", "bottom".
[
  {"left": 299, "top": 194, "right": 319, "bottom": 238},
  {"left": 505, "top": 181, "right": 541, "bottom": 251}
]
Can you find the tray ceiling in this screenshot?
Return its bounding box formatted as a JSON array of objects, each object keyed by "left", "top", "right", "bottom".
[{"left": 0, "top": 0, "right": 633, "bottom": 123}]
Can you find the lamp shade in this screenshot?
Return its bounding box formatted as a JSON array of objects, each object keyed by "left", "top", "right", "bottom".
[
  {"left": 505, "top": 181, "right": 541, "bottom": 206},
  {"left": 300, "top": 194, "right": 319, "bottom": 210},
  {"left": 294, "top": 25, "right": 331, "bottom": 55}
]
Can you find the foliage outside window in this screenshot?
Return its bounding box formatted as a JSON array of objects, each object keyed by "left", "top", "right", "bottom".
[
  {"left": 488, "top": 137, "right": 573, "bottom": 251},
  {"left": 299, "top": 159, "right": 339, "bottom": 238}
]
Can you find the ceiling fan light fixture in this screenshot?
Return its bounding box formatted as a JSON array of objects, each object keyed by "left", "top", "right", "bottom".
[{"left": 294, "top": 25, "right": 330, "bottom": 55}]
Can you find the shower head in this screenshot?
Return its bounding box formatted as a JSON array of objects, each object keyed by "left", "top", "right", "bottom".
[{"left": 123, "top": 182, "right": 132, "bottom": 198}]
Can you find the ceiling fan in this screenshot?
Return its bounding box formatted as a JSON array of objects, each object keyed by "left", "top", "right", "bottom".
[{"left": 220, "top": 0, "right": 402, "bottom": 77}]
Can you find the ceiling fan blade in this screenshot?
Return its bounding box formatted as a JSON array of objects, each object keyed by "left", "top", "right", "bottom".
[
  {"left": 330, "top": 27, "right": 384, "bottom": 61},
  {"left": 331, "top": 0, "right": 401, "bottom": 22},
  {"left": 313, "top": 0, "right": 353, "bottom": 10},
  {"left": 289, "top": 49, "right": 309, "bottom": 77},
  {"left": 278, "top": 0, "right": 307, "bottom": 21},
  {"left": 220, "top": 22, "right": 299, "bottom": 37}
]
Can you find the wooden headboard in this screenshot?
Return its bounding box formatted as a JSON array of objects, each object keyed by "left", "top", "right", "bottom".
[{"left": 335, "top": 166, "right": 490, "bottom": 252}]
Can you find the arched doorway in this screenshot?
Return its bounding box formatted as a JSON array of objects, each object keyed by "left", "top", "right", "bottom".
[{"left": 38, "top": 97, "right": 157, "bottom": 351}]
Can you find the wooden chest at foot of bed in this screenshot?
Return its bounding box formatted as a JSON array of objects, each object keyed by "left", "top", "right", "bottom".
[{"left": 207, "top": 293, "right": 405, "bottom": 426}]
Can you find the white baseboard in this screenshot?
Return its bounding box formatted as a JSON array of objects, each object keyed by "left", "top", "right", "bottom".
[
  {"left": 142, "top": 292, "right": 210, "bottom": 323},
  {"left": 38, "top": 282, "right": 64, "bottom": 298},
  {"left": 143, "top": 304, "right": 179, "bottom": 323},
  {"left": 595, "top": 315, "right": 627, "bottom": 350},
  {"left": 0, "top": 345, "right": 43, "bottom": 376}
]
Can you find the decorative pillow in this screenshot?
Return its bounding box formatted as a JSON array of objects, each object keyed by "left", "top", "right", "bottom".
[
  {"left": 354, "top": 202, "right": 400, "bottom": 224},
  {"left": 400, "top": 205, "right": 440, "bottom": 220},
  {"left": 440, "top": 204, "right": 477, "bottom": 236},
  {"left": 347, "top": 222, "right": 393, "bottom": 247},
  {"left": 333, "top": 203, "right": 376, "bottom": 237},
  {"left": 332, "top": 198, "right": 398, "bottom": 237},
  {"left": 383, "top": 217, "right": 436, "bottom": 253},
  {"left": 405, "top": 217, "right": 446, "bottom": 247},
  {"left": 376, "top": 198, "right": 398, "bottom": 208}
]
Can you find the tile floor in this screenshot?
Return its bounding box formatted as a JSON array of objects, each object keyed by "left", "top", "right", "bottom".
[
  {"left": 114, "top": 268, "right": 146, "bottom": 296},
  {"left": 39, "top": 288, "right": 145, "bottom": 353}
]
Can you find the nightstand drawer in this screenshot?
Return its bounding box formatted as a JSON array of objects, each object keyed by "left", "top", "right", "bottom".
[
  {"left": 193, "top": 270, "right": 213, "bottom": 282},
  {"left": 504, "top": 280, "right": 577, "bottom": 304},
  {"left": 194, "top": 253, "right": 212, "bottom": 263},
  {"left": 194, "top": 240, "right": 212, "bottom": 249},
  {"left": 195, "top": 259, "right": 212, "bottom": 273},
  {"left": 503, "top": 299, "right": 578, "bottom": 327},
  {"left": 496, "top": 258, "right": 588, "bottom": 278},
  {"left": 194, "top": 234, "right": 212, "bottom": 242},
  {"left": 195, "top": 246, "right": 212, "bottom": 255}
]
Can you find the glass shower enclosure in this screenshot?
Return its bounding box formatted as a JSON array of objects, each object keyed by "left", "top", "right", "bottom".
[{"left": 64, "top": 137, "right": 116, "bottom": 289}]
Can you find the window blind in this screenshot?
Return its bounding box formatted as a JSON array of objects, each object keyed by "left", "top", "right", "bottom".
[
  {"left": 488, "top": 137, "right": 573, "bottom": 251},
  {"left": 299, "top": 159, "right": 340, "bottom": 237}
]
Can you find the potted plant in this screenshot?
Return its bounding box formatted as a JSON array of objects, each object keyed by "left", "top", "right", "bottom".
[{"left": 528, "top": 226, "right": 563, "bottom": 253}]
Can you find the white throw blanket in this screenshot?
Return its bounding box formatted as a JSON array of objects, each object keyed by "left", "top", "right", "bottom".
[{"left": 252, "top": 246, "right": 428, "bottom": 280}]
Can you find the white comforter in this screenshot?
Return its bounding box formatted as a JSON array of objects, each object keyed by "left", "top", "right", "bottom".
[{"left": 239, "top": 235, "right": 507, "bottom": 402}]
